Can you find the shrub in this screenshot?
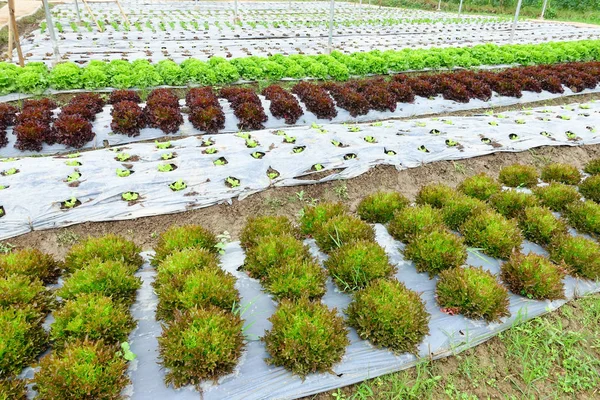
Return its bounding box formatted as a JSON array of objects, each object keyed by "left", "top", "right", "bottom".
[
  {"left": 441, "top": 194, "right": 489, "bottom": 230},
  {"left": 357, "top": 191, "right": 410, "bottom": 223},
  {"left": 54, "top": 114, "right": 95, "bottom": 148},
  {"left": 158, "top": 307, "right": 244, "bottom": 388},
  {"left": 346, "top": 279, "right": 429, "bottom": 353},
  {"left": 460, "top": 210, "right": 523, "bottom": 259},
  {"left": 532, "top": 183, "right": 580, "bottom": 212},
  {"left": 518, "top": 206, "right": 568, "bottom": 246},
  {"left": 404, "top": 229, "right": 467, "bottom": 277},
  {"left": 436, "top": 266, "right": 510, "bottom": 322},
  {"left": 0, "top": 275, "right": 53, "bottom": 314},
  {"left": 145, "top": 105, "right": 183, "bottom": 134},
  {"left": 579, "top": 175, "right": 600, "bottom": 203},
  {"left": 498, "top": 164, "right": 539, "bottom": 188},
  {"left": 549, "top": 234, "right": 600, "bottom": 280},
  {"left": 243, "top": 234, "right": 310, "bottom": 280},
  {"left": 324, "top": 240, "right": 396, "bottom": 291},
  {"left": 188, "top": 106, "right": 225, "bottom": 133},
  {"left": 415, "top": 183, "right": 457, "bottom": 208},
  {"left": 501, "top": 252, "right": 566, "bottom": 300},
  {"left": 387, "top": 205, "right": 444, "bottom": 243},
  {"left": 262, "top": 298, "right": 348, "bottom": 377},
  {"left": 0, "top": 307, "right": 46, "bottom": 378},
  {"left": 153, "top": 248, "right": 219, "bottom": 288},
  {"left": 458, "top": 173, "right": 501, "bottom": 201},
  {"left": 50, "top": 293, "right": 135, "bottom": 348},
  {"left": 64, "top": 234, "right": 142, "bottom": 272},
  {"left": 0, "top": 248, "right": 61, "bottom": 283},
  {"left": 153, "top": 225, "right": 218, "bottom": 266},
  {"left": 108, "top": 89, "right": 141, "bottom": 104},
  {"left": 34, "top": 340, "right": 129, "bottom": 400},
  {"left": 0, "top": 378, "right": 26, "bottom": 400},
  {"left": 583, "top": 158, "right": 600, "bottom": 176},
  {"left": 565, "top": 200, "right": 600, "bottom": 236},
  {"left": 488, "top": 190, "right": 538, "bottom": 219},
  {"left": 299, "top": 202, "right": 347, "bottom": 235},
  {"left": 240, "top": 216, "right": 298, "bottom": 250},
  {"left": 313, "top": 214, "right": 375, "bottom": 253},
  {"left": 265, "top": 257, "right": 327, "bottom": 301},
  {"left": 58, "top": 259, "right": 141, "bottom": 305},
  {"left": 540, "top": 163, "right": 581, "bottom": 185},
  {"left": 110, "top": 101, "right": 145, "bottom": 137},
  {"left": 155, "top": 266, "right": 239, "bottom": 321}
]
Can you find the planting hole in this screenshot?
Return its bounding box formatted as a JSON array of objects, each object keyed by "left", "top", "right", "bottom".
[
  {"left": 344, "top": 153, "right": 357, "bottom": 160},
  {"left": 214, "top": 157, "right": 228, "bottom": 166}
]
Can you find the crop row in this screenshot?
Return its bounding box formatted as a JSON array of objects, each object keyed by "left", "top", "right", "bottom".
[{"left": 2, "top": 39, "right": 599, "bottom": 94}]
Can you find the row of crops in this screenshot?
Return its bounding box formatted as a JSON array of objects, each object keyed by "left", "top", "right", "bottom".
[{"left": 2, "top": 160, "right": 600, "bottom": 398}]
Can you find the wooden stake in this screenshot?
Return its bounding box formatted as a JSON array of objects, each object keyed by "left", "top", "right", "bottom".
[
  {"left": 7, "top": 0, "right": 24, "bottom": 66},
  {"left": 80, "top": 0, "right": 103, "bottom": 32},
  {"left": 114, "top": 0, "right": 130, "bottom": 25},
  {"left": 7, "top": 16, "right": 13, "bottom": 60}
]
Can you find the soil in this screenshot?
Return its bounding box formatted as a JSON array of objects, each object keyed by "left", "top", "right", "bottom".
[{"left": 5, "top": 143, "right": 600, "bottom": 259}]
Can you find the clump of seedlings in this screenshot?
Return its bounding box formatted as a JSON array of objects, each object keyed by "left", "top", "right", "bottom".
[
  {"left": 404, "top": 229, "right": 467, "bottom": 277},
  {"left": 549, "top": 234, "right": 600, "bottom": 280},
  {"left": 460, "top": 210, "right": 523, "bottom": 259},
  {"left": 498, "top": 164, "right": 539, "bottom": 188},
  {"left": 153, "top": 225, "right": 218, "bottom": 266},
  {"left": 313, "top": 214, "right": 375, "bottom": 253},
  {"left": 324, "top": 240, "right": 396, "bottom": 292},
  {"left": 346, "top": 279, "right": 429, "bottom": 354},
  {"left": 436, "top": 266, "right": 510, "bottom": 322},
  {"left": 388, "top": 205, "right": 444, "bottom": 243},
  {"left": 583, "top": 158, "right": 600, "bottom": 176},
  {"left": 518, "top": 206, "right": 568, "bottom": 246},
  {"left": 532, "top": 183, "right": 580, "bottom": 211},
  {"left": 0, "top": 248, "right": 61, "bottom": 284},
  {"left": 458, "top": 173, "right": 501, "bottom": 201},
  {"left": 441, "top": 194, "right": 489, "bottom": 230},
  {"left": 299, "top": 202, "right": 347, "bottom": 235},
  {"left": 578, "top": 174, "right": 600, "bottom": 203},
  {"left": 488, "top": 190, "right": 538, "bottom": 219},
  {"left": 540, "top": 163, "right": 581, "bottom": 185},
  {"left": 262, "top": 298, "right": 349, "bottom": 377},
  {"left": 565, "top": 200, "right": 600, "bottom": 236},
  {"left": 501, "top": 252, "right": 566, "bottom": 300},
  {"left": 0, "top": 275, "right": 53, "bottom": 314},
  {"left": 64, "top": 234, "right": 143, "bottom": 272},
  {"left": 356, "top": 191, "right": 410, "bottom": 223},
  {"left": 240, "top": 216, "right": 298, "bottom": 250},
  {"left": 243, "top": 234, "right": 311, "bottom": 280},
  {"left": 265, "top": 257, "right": 327, "bottom": 301},
  {"left": 415, "top": 183, "right": 457, "bottom": 208}
]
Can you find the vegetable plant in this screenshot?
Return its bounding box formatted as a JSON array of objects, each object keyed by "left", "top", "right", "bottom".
[
  {"left": 404, "top": 229, "right": 467, "bottom": 277},
  {"left": 357, "top": 191, "right": 410, "bottom": 223},
  {"left": 501, "top": 252, "right": 566, "bottom": 300},
  {"left": 498, "top": 164, "right": 539, "bottom": 188},
  {"left": 313, "top": 214, "right": 375, "bottom": 253},
  {"left": 387, "top": 205, "right": 444, "bottom": 243},
  {"left": 460, "top": 210, "right": 523, "bottom": 259}
]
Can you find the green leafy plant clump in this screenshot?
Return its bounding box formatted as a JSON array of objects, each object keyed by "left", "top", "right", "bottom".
[
  {"left": 387, "top": 204, "right": 444, "bottom": 243},
  {"left": 262, "top": 298, "right": 349, "bottom": 377},
  {"left": 549, "top": 234, "right": 600, "bottom": 280},
  {"left": 299, "top": 202, "right": 347, "bottom": 235},
  {"left": 152, "top": 225, "right": 218, "bottom": 266},
  {"left": 346, "top": 279, "right": 430, "bottom": 354},
  {"left": 532, "top": 182, "right": 581, "bottom": 211},
  {"left": 565, "top": 200, "right": 600, "bottom": 236},
  {"left": 158, "top": 307, "right": 244, "bottom": 388},
  {"left": 404, "top": 229, "right": 467, "bottom": 278},
  {"left": 243, "top": 234, "right": 311, "bottom": 280},
  {"left": 583, "top": 158, "right": 600, "bottom": 176},
  {"left": 313, "top": 214, "right": 375, "bottom": 253},
  {"left": 324, "top": 240, "right": 396, "bottom": 292},
  {"left": 441, "top": 194, "right": 489, "bottom": 230},
  {"left": 0, "top": 275, "right": 53, "bottom": 314},
  {"left": 540, "top": 163, "right": 582, "bottom": 185},
  {"left": 0, "top": 378, "right": 27, "bottom": 400},
  {"left": 64, "top": 234, "right": 142, "bottom": 272},
  {"left": 488, "top": 190, "right": 538, "bottom": 219},
  {"left": 153, "top": 248, "right": 220, "bottom": 288},
  {"left": 0, "top": 248, "right": 61, "bottom": 284},
  {"left": 460, "top": 210, "right": 523, "bottom": 259},
  {"left": 578, "top": 174, "right": 600, "bottom": 203},
  {"left": 265, "top": 257, "right": 327, "bottom": 301},
  {"left": 356, "top": 191, "right": 410, "bottom": 223},
  {"left": 415, "top": 183, "right": 457, "bottom": 208},
  {"left": 498, "top": 164, "right": 539, "bottom": 188},
  {"left": 458, "top": 173, "right": 502, "bottom": 201},
  {"left": 436, "top": 266, "right": 510, "bottom": 322},
  {"left": 501, "top": 252, "right": 567, "bottom": 300},
  {"left": 34, "top": 339, "right": 129, "bottom": 400},
  {"left": 518, "top": 206, "right": 568, "bottom": 246},
  {"left": 240, "top": 216, "right": 299, "bottom": 250}
]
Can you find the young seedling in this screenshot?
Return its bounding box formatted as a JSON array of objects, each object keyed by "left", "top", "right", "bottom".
[
  {"left": 65, "top": 160, "right": 82, "bottom": 166},
  {"left": 415, "top": 121, "right": 426, "bottom": 127},
  {"left": 201, "top": 138, "right": 215, "bottom": 146},
  {"left": 488, "top": 121, "right": 498, "bottom": 126},
  {"left": 566, "top": 131, "right": 578, "bottom": 140},
  {"left": 214, "top": 231, "right": 231, "bottom": 255},
  {"left": 66, "top": 172, "right": 81, "bottom": 182},
  {"left": 161, "top": 152, "right": 174, "bottom": 160},
  {"left": 169, "top": 180, "right": 187, "bottom": 191},
  {"left": 225, "top": 177, "right": 240, "bottom": 188},
  {"left": 204, "top": 147, "right": 218, "bottom": 154},
  {"left": 312, "top": 164, "right": 324, "bottom": 171},
  {"left": 430, "top": 129, "right": 441, "bottom": 135},
  {"left": 67, "top": 153, "right": 80, "bottom": 159},
  {"left": 331, "top": 140, "right": 342, "bottom": 147},
  {"left": 245, "top": 138, "right": 259, "bottom": 148},
  {"left": 121, "top": 192, "right": 139, "bottom": 202},
  {"left": 364, "top": 136, "right": 376, "bottom": 143},
  {"left": 116, "top": 153, "right": 131, "bottom": 162},
  {"left": 371, "top": 122, "right": 383, "bottom": 127},
  {"left": 2, "top": 168, "right": 18, "bottom": 176},
  {"left": 385, "top": 149, "right": 397, "bottom": 156},
  {"left": 418, "top": 145, "right": 429, "bottom": 153},
  {"left": 158, "top": 164, "right": 175, "bottom": 172},
  {"left": 213, "top": 158, "right": 227, "bottom": 166},
  {"left": 116, "top": 169, "right": 131, "bottom": 177},
  {"left": 445, "top": 139, "right": 459, "bottom": 147},
  {"left": 282, "top": 135, "right": 296, "bottom": 144},
  {"left": 251, "top": 152, "right": 265, "bottom": 159},
  {"left": 515, "top": 119, "right": 526, "bottom": 125},
  {"left": 348, "top": 125, "right": 361, "bottom": 133},
  {"left": 344, "top": 153, "right": 357, "bottom": 160},
  {"left": 62, "top": 197, "right": 79, "bottom": 209},
  {"left": 293, "top": 146, "right": 306, "bottom": 154},
  {"left": 118, "top": 342, "right": 136, "bottom": 361},
  {"left": 509, "top": 133, "right": 519, "bottom": 140},
  {"left": 155, "top": 140, "right": 172, "bottom": 150},
  {"left": 236, "top": 132, "right": 251, "bottom": 139}
]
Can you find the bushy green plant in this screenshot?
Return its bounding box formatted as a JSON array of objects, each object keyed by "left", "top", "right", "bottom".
[
  {"left": 243, "top": 234, "right": 310, "bottom": 280},
  {"left": 240, "top": 216, "right": 298, "bottom": 250},
  {"left": 579, "top": 175, "right": 600, "bottom": 203},
  {"left": 415, "top": 183, "right": 457, "bottom": 208},
  {"left": 501, "top": 252, "right": 566, "bottom": 300},
  {"left": 158, "top": 307, "right": 244, "bottom": 388},
  {"left": 299, "top": 202, "right": 347, "bottom": 235},
  {"left": 404, "top": 229, "right": 467, "bottom": 277},
  {"left": 356, "top": 191, "right": 410, "bottom": 223},
  {"left": 458, "top": 173, "right": 502, "bottom": 201},
  {"left": 324, "top": 240, "right": 396, "bottom": 291},
  {"left": 262, "top": 298, "right": 348, "bottom": 377},
  {"left": 313, "top": 214, "right": 375, "bottom": 253},
  {"left": 346, "top": 279, "right": 429, "bottom": 353},
  {"left": 0, "top": 307, "right": 46, "bottom": 378},
  {"left": 0, "top": 248, "right": 61, "bottom": 284},
  {"left": 549, "top": 234, "right": 600, "bottom": 280},
  {"left": 152, "top": 225, "right": 218, "bottom": 266},
  {"left": 498, "top": 164, "right": 539, "bottom": 188},
  {"left": 34, "top": 340, "right": 129, "bottom": 400},
  {"left": 0, "top": 275, "right": 53, "bottom": 314},
  {"left": 441, "top": 194, "right": 489, "bottom": 230},
  {"left": 565, "top": 200, "right": 600, "bottom": 236},
  {"left": 155, "top": 266, "right": 238, "bottom": 321},
  {"left": 51, "top": 293, "right": 135, "bottom": 348},
  {"left": 436, "top": 266, "right": 510, "bottom": 322},
  {"left": 265, "top": 257, "right": 327, "bottom": 301},
  {"left": 153, "top": 248, "right": 219, "bottom": 288},
  {"left": 387, "top": 204, "right": 444, "bottom": 243},
  {"left": 65, "top": 235, "right": 142, "bottom": 272},
  {"left": 460, "top": 210, "right": 523, "bottom": 259},
  {"left": 0, "top": 378, "right": 26, "bottom": 400},
  {"left": 518, "top": 206, "right": 568, "bottom": 246},
  {"left": 540, "top": 163, "right": 581, "bottom": 185},
  {"left": 532, "top": 183, "right": 580, "bottom": 211},
  {"left": 488, "top": 190, "right": 538, "bottom": 219},
  {"left": 583, "top": 158, "right": 600, "bottom": 176},
  {"left": 58, "top": 259, "right": 141, "bottom": 306}
]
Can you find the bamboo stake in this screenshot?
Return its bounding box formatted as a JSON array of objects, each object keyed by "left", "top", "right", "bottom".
[
  {"left": 7, "top": 0, "right": 24, "bottom": 66},
  {"left": 7, "top": 16, "right": 13, "bottom": 61},
  {"left": 114, "top": 0, "right": 130, "bottom": 25},
  {"left": 80, "top": 0, "right": 103, "bottom": 32}
]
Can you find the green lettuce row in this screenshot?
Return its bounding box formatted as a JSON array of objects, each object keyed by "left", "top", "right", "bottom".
[{"left": 1, "top": 39, "right": 599, "bottom": 95}]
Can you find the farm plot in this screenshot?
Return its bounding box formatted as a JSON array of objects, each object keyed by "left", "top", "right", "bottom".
[{"left": 16, "top": 1, "right": 600, "bottom": 65}]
